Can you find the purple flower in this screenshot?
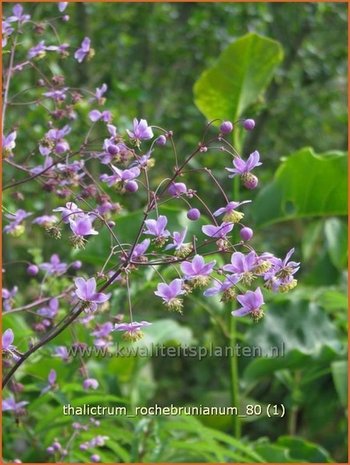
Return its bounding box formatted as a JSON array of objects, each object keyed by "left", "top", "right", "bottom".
[
  {"left": 41, "top": 369, "right": 57, "bottom": 395},
  {"left": 53, "top": 346, "right": 69, "bottom": 362},
  {"left": 37, "top": 298, "right": 59, "bottom": 319},
  {"left": 74, "top": 37, "right": 91, "bottom": 63},
  {"left": 264, "top": 248, "right": 300, "bottom": 292},
  {"left": 40, "top": 254, "right": 68, "bottom": 275},
  {"left": 154, "top": 279, "right": 185, "bottom": 304},
  {"left": 203, "top": 274, "right": 239, "bottom": 298},
  {"left": 94, "top": 83, "right": 107, "bottom": 103},
  {"left": 28, "top": 41, "right": 47, "bottom": 59},
  {"left": 69, "top": 214, "right": 98, "bottom": 237},
  {"left": 126, "top": 118, "right": 153, "bottom": 141},
  {"left": 2, "top": 131, "right": 16, "bottom": 156},
  {"left": 89, "top": 110, "right": 112, "bottom": 123},
  {"left": 2, "top": 328, "right": 20, "bottom": 360},
  {"left": 58, "top": 2, "right": 68, "bottom": 12},
  {"left": 43, "top": 87, "right": 69, "bottom": 101},
  {"left": 2, "top": 20, "right": 14, "bottom": 47},
  {"left": 2, "top": 397, "right": 28, "bottom": 413},
  {"left": 114, "top": 321, "right": 151, "bottom": 340},
  {"left": 2, "top": 287, "right": 18, "bottom": 311},
  {"left": 223, "top": 251, "right": 257, "bottom": 284},
  {"left": 202, "top": 222, "right": 234, "bottom": 239},
  {"left": 40, "top": 125, "right": 71, "bottom": 155},
  {"left": 232, "top": 287, "right": 265, "bottom": 320},
  {"left": 30, "top": 155, "right": 53, "bottom": 175},
  {"left": 100, "top": 166, "right": 140, "bottom": 187},
  {"left": 213, "top": 200, "right": 251, "bottom": 223},
  {"left": 131, "top": 239, "right": 150, "bottom": 260},
  {"left": 7, "top": 4, "right": 31, "bottom": 24},
  {"left": 181, "top": 255, "right": 216, "bottom": 279},
  {"left": 4, "top": 209, "right": 32, "bottom": 235},
  {"left": 165, "top": 228, "right": 187, "bottom": 251},
  {"left": 168, "top": 182, "right": 187, "bottom": 197},
  {"left": 74, "top": 277, "right": 111, "bottom": 311},
  {"left": 53, "top": 202, "right": 82, "bottom": 223},
  {"left": 32, "top": 215, "right": 58, "bottom": 227},
  {"left": 144, "top": 215, "right": 170, "bottom": 239},
  {"left": 91, "top": 322, "right": 114, "bottom": 339},
  {"left": 83, "top": 378, "right": 99, "bottom": 390},
  {"left": 226, "top": 151, "right": 262, "bottom": 177}
]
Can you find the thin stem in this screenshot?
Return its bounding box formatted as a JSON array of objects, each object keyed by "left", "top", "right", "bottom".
[
  {"left": 2, "top": 33, "right": 17, "bottom": 133},
  {"left": 229, "top": 313, "right": 241, "bottom": 438}
]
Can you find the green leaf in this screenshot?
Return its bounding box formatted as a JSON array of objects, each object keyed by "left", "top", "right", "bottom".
[
  {"left": 331, "top": 360, "right": 348, "bottom": 407},
  {"left": 243, "top": 298, "right": 343, "bottom": 381},
  {"left": 324, "top": 218, "right": 348, "bottom": 269},
  {"left": 194, "top": 33, "right": 283, "bottom": 122},
  {"left": 252, "top": 148, "right": 348, "bottom": 227},
  {"left": 276, "top": 436, "right": 333, "bottom": 463}
]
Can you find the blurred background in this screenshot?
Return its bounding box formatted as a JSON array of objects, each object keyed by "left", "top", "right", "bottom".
[{"left": 3, "top": 2, "right": 347, "bottom": 463}]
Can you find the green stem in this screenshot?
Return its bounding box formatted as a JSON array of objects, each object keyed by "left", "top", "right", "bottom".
[{"left": 230, "top": 313, "right": 241, "bottom": 438}]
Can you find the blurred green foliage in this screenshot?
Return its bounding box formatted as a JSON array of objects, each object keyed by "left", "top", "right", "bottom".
[{"left": 3, "top": 2, "right": 347, "bottom": 463}]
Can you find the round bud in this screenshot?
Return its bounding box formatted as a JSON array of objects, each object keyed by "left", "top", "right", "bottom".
[
  {"left": 91, "top": 455, "right": 100, "bottom": 463},
  {"left": 243, "top": 173, "right": 258, "bottom": 190},
  {"left": 125, "top": 180, "right": 138, "bottom": 192},
  {"left": 46, "top": 447, "right": 55, "bottom": 454},
  {"left": 55, "top": 141, "right": 68, "bottom": 154},
  {"left": 220, "top": 121, "right": 233, "bottom": 134},
  {"left": 240, "top": 227, "right": 253, "bottom": 241},
  {"left": 156, "top": 135, "right": 167, "bottom": 146},
  {"left": 107, "top": 144, "right": 119, "bottom": 155},
  {"left": 243, "top": 119, "right": 255, "bottom": 131},
  {"left": 187, "top": 208, "right": 201, "bottom": 221},
  {"left": 72, "top": 260, "right": 82, "bottom": 270},
  {"left": 62, "top": 15, "right": 70, "bottom": 22},
  {"left": 27, "top": 264, "right": 39, "bottom": 276}
]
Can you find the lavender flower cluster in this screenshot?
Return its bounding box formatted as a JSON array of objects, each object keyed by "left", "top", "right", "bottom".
[{"left": 2, "top": 4, "right": 300, "bottom": 459}]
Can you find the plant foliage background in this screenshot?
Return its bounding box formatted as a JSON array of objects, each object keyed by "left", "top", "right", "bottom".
[{"left": 2, "top": 2, "right": 348, "bottom": 463}]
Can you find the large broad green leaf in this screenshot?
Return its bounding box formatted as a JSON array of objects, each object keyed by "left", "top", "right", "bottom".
[
  {"left": 252, "top": 148, "right": 348, "bottom": 227},
  {"left": 243, "top": 298, "right": 343, "bottom": 381},
  {"left": 194, "top": 33, "right": 283, "bottom": 122},
  {"left": 324, "top": 218, "right": 348, "bottom": 269}
]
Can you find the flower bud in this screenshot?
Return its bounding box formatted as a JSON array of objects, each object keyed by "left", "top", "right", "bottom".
[
  {"left": 107, "top": 144, "right": 119, "bottom": 155},
  {"left": 240, "top": 227, "right": 253, "bottom": 241},
  {"left": 91, "top": 454, "right": 100, "bottom": 463},
  {"left": 187, "top": 208, "right": 200, "bottom": 221},
  {"left": 125, "top": 180, "right": 138, "bottom": 192},
  {"left": 220, "top": 121, "right": 233, "bottom": 134},
  {"left": 27, "top": 264, "right": 39, "bottom": 276},
  {"left": 243, "top": 119, "right": 255, "bottom": 131},
  {"left": 72, "top": 260, "right": 82, "bottom": 270},
  {"left": 241, "top": 173, "right": 258, "bottom": 190},
  {"left": 156, "top": 135, "right": 167, "bottom": 146}
]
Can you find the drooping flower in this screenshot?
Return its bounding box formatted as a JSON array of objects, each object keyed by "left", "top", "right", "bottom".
[
  {"left": 74, "top": 277, "right": 110, "bottom": 312},
  {"left": 165, "top": 228, "right": 187, "bottom": 251},
  {"left": 40, "top": 125, "right": 71, "bottom": 155},
  {"left": 28, "top": 41, "right": 47, "bottom": 59},
  {"left": 2, "top": 20, "right": 14, "bottom": 47},
  {"left": 2, "top": 287, "right": 18, "bottom": 312},
  {"left": 91, "top": 322, "right": 114, "bottom": 348},
  {"left": 2, "top": 397, "right": 29, "bottom": 414},
  {"left": 58, "top": 2, "right": 68, "bottom": 12},
  {"left": 41, "top": 369, "right": 57, "bottom": 395},
  {"left": 3, "top": 209, "right": 32, "bottom": 236},
  {"left": 32, "top": 215, "right": 58, "bottom": 228},
  {"left": 2, "top": 131, "right": 16, "bottom": 157},
  {"left": 37, "top": 298, "right": 59, "bottom": 319},
  {"left": 213, "top": 200, "right": 251, "bottom": 223},
  {"left": 155, "top": 279, "right": 185, "bottom": 312},
  {"left": 53, "top": 346, "right": 70, "bottom": 362},
  {"left": 100, "top": 166, "right": 140, "bottom": 187},
  {"left": 203, "top": 274, "right": 239, "bottom": 302},
  {"left": 264, "top": 248, "right": 300, "bottom": 293},
  {"left": 232, "top": 287, "right": 265, "bottom": 321},
  {"left": 131, "top": 239, "right": 150, "bottom": 261},
  {"left": 43, "top": 87, "right": 69, "bottom": 101},
  {"left": 226, "top": 151, "right": 262, "bottom": 189},
  {"left": 2, "top": 328, "right": 20, "bottom": 360},
  {"left": 94, "top": 83, "right": 107, "bottom": 104},
  {"left": 223, "top": 251, "right": 257, "bottom": 285},
  {"left": 53, "top": 202, "right": 83, "bottom": 223},
  {"left": 69, "top": 214, "right": 98, "bottom": 237},
  {"left": 202, "top": 222, "right": 234, "bottom": 239},
  {"left": 89, "top": 110, "right": 112, "bottom": 123},
  {"left": 114, "top": 321, "right": 151, "bottom": 341},
  {"left": 40, "top": 254, "right": 68, "bottom": 275},
  {"left": 7, "top": 4, "right": 31, "bottom": 24},
  {"left": 181, "top": 255, "right": 216, "bottom": 288},
  {"left": 126, "top": 118, "right": 153, "bottom": 142},
  {"left": 74, "top": 37, "right": 92, "bottom": 63},
  {"left": 144, "top": 215, "right": 170, "bottom": 243}
]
